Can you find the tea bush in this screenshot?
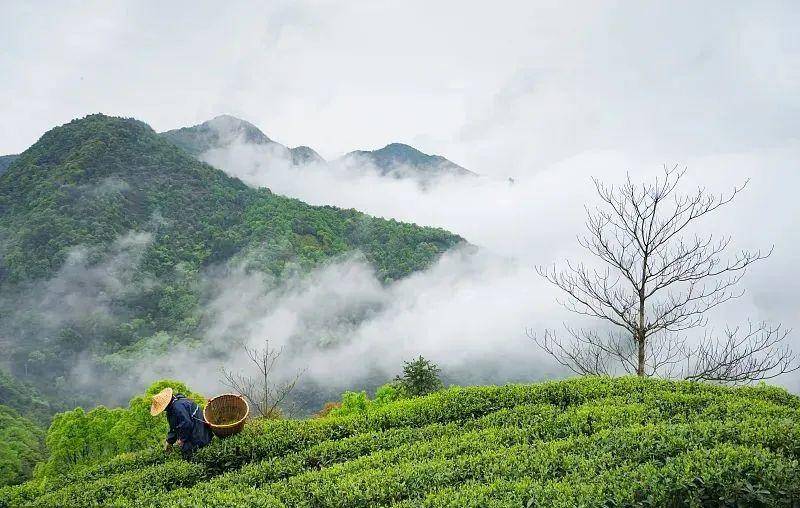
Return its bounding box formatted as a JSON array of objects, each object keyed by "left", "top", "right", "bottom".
[{"left": 2, "top": 376, "right": 799, "bottom": 507}]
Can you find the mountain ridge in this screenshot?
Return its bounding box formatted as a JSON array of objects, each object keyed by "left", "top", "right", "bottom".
[
  {"left": 159, "top": 115, "right": 476, "bottom": 180},
  {"left": 160, "top": 115, "right": 325, "bottom": 166}
]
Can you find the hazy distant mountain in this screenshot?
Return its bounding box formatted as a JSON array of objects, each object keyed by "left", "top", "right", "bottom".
[
  {"left": 159, "top": 115, "right": 272, "bottom": 156},
  {"left": 161, "top": 116, "right": 475, "bottom": 182},
  {"left": 0, "top": 155, "right": 19, "bottom": 176},
  {"left": 160, "top": 115, "right": 324, "bottom": 166},
  {"left": 290, "top": 145, "right": 325, "bottom": 165},
  {"left": 339, "top": 143, "right": 476, "bottom": 180}
]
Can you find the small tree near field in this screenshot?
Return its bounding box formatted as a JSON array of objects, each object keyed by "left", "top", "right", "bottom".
[
  {"left": 220, "top": 338, "right": 304, "bottom": 419},
  {"left": 529, "top": 166, "right": 797, "bottom": 383},
  {"left": 396, "top": 356, "right": 443, "bottom": 396}
]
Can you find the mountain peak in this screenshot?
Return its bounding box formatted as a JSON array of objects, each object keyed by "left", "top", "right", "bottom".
[
  {"left": 383, "top": 142, "right": 418, "bottom": 151},
  {"left": 290, "top": 145, "right": 325, "bottom": 165},
  {"left": 160, "top": 115, "right": 272, "bottom": 156},
  {"left": 204, "top": 115, "right": 267, "bottom": 139},
  {"left": 375, "top": 143, "right": 428, "bottom": 160},
  {"left": 57, "top": 114, "right": 155, "bottom": 137},
  {"left": 342, "top": 142, "right": 476, "bottom": 179},
  {"left": 6, "top": 114, "right": 160, "bottom": 175}
]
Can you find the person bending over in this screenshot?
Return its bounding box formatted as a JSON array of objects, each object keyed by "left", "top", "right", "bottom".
[{"left": 150, "top": 387, "right": 213, "bottom": 458}]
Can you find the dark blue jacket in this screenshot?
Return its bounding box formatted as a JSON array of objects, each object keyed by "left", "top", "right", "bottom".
[{"left": 165, "top": 394, "right": 213, "bottom": 458}]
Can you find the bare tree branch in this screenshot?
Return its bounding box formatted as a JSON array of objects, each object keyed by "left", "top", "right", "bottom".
[
  {"left": 219, "top": 338, "right": 306, "bottom": 418},
  {"left": 531, "top": 166, "right": 795, "bottom": 383},
  {"left": 685, "top": 322, "right": 798, "bottom": 384}
]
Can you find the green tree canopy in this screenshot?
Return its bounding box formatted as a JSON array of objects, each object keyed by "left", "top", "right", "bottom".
[
  {"left": 395, "top": 355, "right": 443, "bottom": 397},
  {"left": 35, "top": 380, "right": 202, "bottom": 480},
  {"left": 0, "top": 405, "right": 45, "bottom": 487}
]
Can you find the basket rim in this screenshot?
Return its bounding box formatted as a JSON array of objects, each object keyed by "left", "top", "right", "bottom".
[{"left": 203, "top": 393, "right": 250, "bottom": 429}]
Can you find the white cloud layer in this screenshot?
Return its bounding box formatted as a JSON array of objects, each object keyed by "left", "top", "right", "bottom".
[
  {"left": 3, "top": 1, "right": 798, "bottom": 172},
  {"left": 185, "top": 137, "right": 800, "bottom": 397}
]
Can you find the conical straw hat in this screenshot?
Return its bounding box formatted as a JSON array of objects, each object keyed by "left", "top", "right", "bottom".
[{"left": 150, "top": 387, "right": 173, "bottom": 416}]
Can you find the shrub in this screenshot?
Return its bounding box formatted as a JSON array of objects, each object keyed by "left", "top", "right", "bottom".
[
  {"left": 313, "top": 402, "right": 342, "bottom": 418},
  {"left": 34, "top": 379, "right": 203, "bottom": 480},
  {"left": 327, "top": 382, "right": 407, "bottom": 418},
  {"left": 4, "top": 376, "right": 800, "bottom": 508},
  {"left": 395, "top": 355, "right": 443, "bottom": 396}
]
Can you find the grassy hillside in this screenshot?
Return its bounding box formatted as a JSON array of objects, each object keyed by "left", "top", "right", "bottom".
[
  {"left": 3, "top": 376, "right": 799, "bottom": 507},
  {"left": 0, "top": 114, "right": 462, "bottom": 407}
]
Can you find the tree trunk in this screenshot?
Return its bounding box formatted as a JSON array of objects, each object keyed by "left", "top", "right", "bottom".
[
  {"left": 637, "top": 287, "right": 646, "bottom": 376},
  {"left": 636, "top": 333, "right": 645, "bottom": 376}
]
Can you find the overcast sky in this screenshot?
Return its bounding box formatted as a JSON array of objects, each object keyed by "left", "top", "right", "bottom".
[
  {"left": 3, "top": 1, "right": 800, "bottom": 390},
  {"left": 2, "top": 1, "right": 798, "bottom": 176}
]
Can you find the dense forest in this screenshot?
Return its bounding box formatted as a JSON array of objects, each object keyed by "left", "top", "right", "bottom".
[
  {"left": 0, "top": 155, "right": 19, "bottom": 176},
  {"left": 0, "top": 114, "right": 463, "bottom": 486}
]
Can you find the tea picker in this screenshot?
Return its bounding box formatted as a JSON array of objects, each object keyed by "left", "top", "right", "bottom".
[
  {"left": 150, "top": 387, "right": 213, "bottom": 459},
  {"left": 150, "top": 388, "right": 249, "bottom": 459}
]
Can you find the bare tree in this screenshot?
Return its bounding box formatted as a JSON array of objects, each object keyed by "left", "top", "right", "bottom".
[
  {"left": 220, "top": 338, "right": 305, "bottom": 418},
  {"left": 529, "top": 166, "right": 797, "bottom": 383}
]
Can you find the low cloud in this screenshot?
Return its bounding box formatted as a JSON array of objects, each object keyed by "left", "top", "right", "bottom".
[
  {"left": 0, "top": 231, "right": 153, "bottom": 337},
  {"left": 7, "top": 136, "right": 798, "bottom": 411},
  {"left": 123, "top": 247, "right": 564, "bottom": 410},
  {"left": 175, "top": 134, "right": 800, "bottom": 398}
]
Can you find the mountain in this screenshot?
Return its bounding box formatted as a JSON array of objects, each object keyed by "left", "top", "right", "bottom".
[
  {"left": 339, "top": 143, "right": 476, "bottom": 180},
  {"left": 0, "top": 155, "right": 19, "bottom": 176},
  {"left": 290, "top": 145, "right": 325, "bottom": 165},
  {"left": 159, "top": 114, "right": 273, "bottom": 156},
  {"left": 160, "top": 116, "right": 475, "bottom": 182},
  {"left": 1, "top": 114, "right": 459, "bottom": 282},
  {"left": 160, "top": 115, "right": 324, "bottom": 165},
  {"left": 0, "top": 114, "right": 463, "bottom": 406}
]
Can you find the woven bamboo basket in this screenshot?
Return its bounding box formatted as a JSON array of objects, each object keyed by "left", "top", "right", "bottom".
[{"left": 203, "top": 393, "right": 249, "bottom": 438}]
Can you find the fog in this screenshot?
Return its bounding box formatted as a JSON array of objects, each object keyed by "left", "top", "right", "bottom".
[
  {"left": 116, "top": 129, "right": 798, "bottom": 403},
  {"left": 3, "top": 1, "right": 799, "bottom": 403}
]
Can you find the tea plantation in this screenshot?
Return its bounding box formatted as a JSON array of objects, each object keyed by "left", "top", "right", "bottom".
[{"left": 2, "top": 376, "right": 799, "bottom": 507}]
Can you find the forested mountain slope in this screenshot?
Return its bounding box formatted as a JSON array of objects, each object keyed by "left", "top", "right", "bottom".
[
  {"left": 0, "top": 114, "right": 463, "bottom": 407},
  {"left": 0, "top": 372, "right": 52, "bottom": 487},
  {"left": 2, "top": 376, "right": 799, "bottom": 507},
  {"left": 0, "top": 155, "right": 19, "bottom": 176},
  {"left": 0, "top": 406, "right": 45, "bottom": 488},
  {"left": 0, "top": 370, "right": 54, "bottom": 426}
]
